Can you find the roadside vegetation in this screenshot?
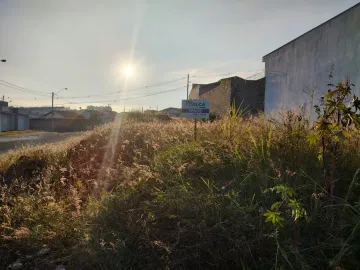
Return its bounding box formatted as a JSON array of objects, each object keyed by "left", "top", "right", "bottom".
[
  {"left": 1, "top": 77, "right": 360, "bottom": 269},
  {"left": 0, "top": 130, "right": 40, "bottom": 136}
]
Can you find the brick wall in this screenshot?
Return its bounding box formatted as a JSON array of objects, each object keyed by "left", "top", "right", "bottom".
[
  {"left": 189, "top": 85, "right": 200, "bottom": 100},
  {"left": 189, "top": 77, "right": 265, "bottom": 117},
  {"left": 232, "top": 77, "right": 265, "bottom": 113},
  {"left": 193, "top": 79, "right": 232, "bottom": 117}
]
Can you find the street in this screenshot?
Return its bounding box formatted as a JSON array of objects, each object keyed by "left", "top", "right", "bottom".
[{"left": 0, "top": 131, "right": 84, "bottom": 155}]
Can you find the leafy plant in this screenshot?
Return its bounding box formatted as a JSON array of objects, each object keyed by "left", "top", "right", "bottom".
[
  {"left": 308, "top": 67, "right": 360, "bottom": 197},
  {"left": 264, "top": 185, "right": 306, "bottom": 227}
]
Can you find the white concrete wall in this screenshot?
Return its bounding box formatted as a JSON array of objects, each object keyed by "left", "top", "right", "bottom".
[
  {"left": 263, "top": 4, "right": 360, "bottom": 115},
  {"left": 79, "top": 110, "right": 91, "bottom": 119},
  {"left": 0, "top": 113, "right": 30, "bottom": 132},
  {"left": 17, "top": 115, "right": 29, "bottom": 130},
  {"left": 1, "top": 114, "right": 11, "bottom": 131}
]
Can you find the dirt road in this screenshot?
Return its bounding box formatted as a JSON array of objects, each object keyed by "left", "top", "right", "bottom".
[{"left": 0, "top": 132, "right": 84, "bottom": 155}]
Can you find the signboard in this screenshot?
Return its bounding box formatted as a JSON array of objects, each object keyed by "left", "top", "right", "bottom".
[{"left": 181, "top": 100, "right": 210, "bottom": 119}]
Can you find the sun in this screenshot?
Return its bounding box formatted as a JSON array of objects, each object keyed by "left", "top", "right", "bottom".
[{"left": 124, "top": 66, "right": 133, "bottom": 76}]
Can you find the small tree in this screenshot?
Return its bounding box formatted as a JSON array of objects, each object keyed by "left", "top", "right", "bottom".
[{"left": 308, "top": 68, "right": 360, "bottom": 197}]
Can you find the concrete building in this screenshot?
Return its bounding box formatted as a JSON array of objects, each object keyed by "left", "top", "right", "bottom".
[
  {"left": 78, "top": 109, "right": 116, "bottom": 123},
  {"left": 0, "top": 101, "right": 30, "bottom": 132},
  {"left": 263, "top": 3, "right": 360, "bottom": 114},
  {"left": 43, "top": 109, "right": 116, "bottom": 123},
  {"left": 189, "top": 76, "right": 265, "bottom": 117},
  {"left": 44, "top": 110, "right": 84, "bottom": 119},
  {"left": 98, "top": 110, "right": 117, "bottom": 123},
  {"left": 20, "top": 107, "right": 66, "bottom": 118},
  {"left": 32, "top": 110, "right": 93, "bottom": 132},
  {"left": 160, "top": 107, "right": 181, "bottom": 117}
]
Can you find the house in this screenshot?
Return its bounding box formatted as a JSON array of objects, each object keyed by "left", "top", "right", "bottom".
[
  {"left": 160, "top": 107, "right": 181, "bottom": 117},
  {"left": 99, "top": 110, "right": 117, "bottom": 123},
  {"left": 78, "top": 109, "right": 117, "bottom": 123},
  {"left": 44, "top": 110, "right": 84, "bottom": 119},
  {"left": 262, "top": 3, "right": 360, "bottom": 114},
  {"left": 19, "top": 107, "right": 66, "bottom": 118},
  {"left": 78, "top": 110, "right": 91, "bottom": 120},
  {"left": 0, "top": 101, "right": 30, "bottom": 132},
  {"left": 31, "top": 110, "right": 95, "bottom": 132},
  {"left": 189, "top": 76, "right": 265, "bottom": 117}
]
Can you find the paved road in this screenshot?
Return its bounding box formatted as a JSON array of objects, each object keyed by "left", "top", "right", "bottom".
[{"left": 0, "top": 132, "right": 83, "bottom": 155}]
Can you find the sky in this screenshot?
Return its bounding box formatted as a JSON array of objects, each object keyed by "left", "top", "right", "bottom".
[{"left": 0, "top": 0, "right": 359, "bottom": 112}]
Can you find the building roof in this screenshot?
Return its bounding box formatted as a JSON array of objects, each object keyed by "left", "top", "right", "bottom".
[
  {"left": 262, "top": 2, "right": 360, "bottom": 61},
  {"left": 0, "top": 101, "right": 9, "bottom": 107},
  {"left": 191, "top": 76, "right": 235, "bottom": 94},
  {"left": 191, "top": 76, "right": 247, "bottom": 96},
  {"left": 44, "top": 110, "right": 84, "bottom": 119},
  {"left": 161, "top": 107, "right": 181, "bottom": 114}
]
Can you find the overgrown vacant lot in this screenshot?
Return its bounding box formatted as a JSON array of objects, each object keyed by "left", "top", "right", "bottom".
[{"left": 1, "top": 111, "right": 360, "bottom": 269}]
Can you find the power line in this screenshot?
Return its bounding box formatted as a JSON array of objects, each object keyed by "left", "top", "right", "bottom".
[
  {"left": 55, "top": 99, "right": 118, "bottom": 106},
  {"left": 56, "top": 82, "right": 192, "bottom": 101},
  {"left": 192, "top": 73, "right": 232, "bottom": 78},
  {"left": 60, "top": 76, "right": 187, "bottom": 99},
  {"left": 0, "top": 83, "right": 50, "bottom": 97},
  {"left": 2, "top": 69, "right": 264, "bottom": 107},
  {"left": 245, "top": 70, "right": 265, "bottom": 80},
  {"left": 54, "top": 93, "right": 72, "bottom": 104},
  {"left": 135, "top": 77, "right": 186, "bottom": 89},
  {"left": 0, "top": 80, "right": 51, "bottom": 96},
  {"left": 191, "top": 70, "right": 265, "bottom": 80},
  {"left": 122, "top": 86, "right": 186, "bottom": 101},
  {"left": 55, "top": 86, "right": 186, "bottom": 106}
]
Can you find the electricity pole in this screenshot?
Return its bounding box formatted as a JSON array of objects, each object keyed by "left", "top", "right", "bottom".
[
  {"left": 186, "top": 74, "right": 189, "bottom": 100},
  {"left": 1, "top": 60, "right": 5, "bottom": 103},
  {"left": 51, "top": 92, "right": 54, "bottom": 131},
  {"left": 52, "top": 88, "right": 67, "bottom": 132}
]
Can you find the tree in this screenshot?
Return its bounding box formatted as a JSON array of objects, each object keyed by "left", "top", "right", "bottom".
[
  {"left": 86, "top": 105, "right": 112, "bottom": 111},
  {"left": 308, "top": 67, "right": 360, "bottom": 197}
]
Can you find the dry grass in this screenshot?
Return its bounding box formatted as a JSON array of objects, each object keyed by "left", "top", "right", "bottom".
[
  {"left": 0, "top": 114, "right": 359, "bottom": 269},
  {"left": 0, "top": 130, "right": 41, "bottom": 136}
]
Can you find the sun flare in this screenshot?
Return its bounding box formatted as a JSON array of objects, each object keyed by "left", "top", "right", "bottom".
[{"left": 124, "top": 66, "right": 133, "bottom": 76}]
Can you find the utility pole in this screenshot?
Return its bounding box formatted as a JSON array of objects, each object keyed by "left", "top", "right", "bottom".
[
  {"left": 186, "top": 74, "right": 189, "bottom": 100},
  {"left": 51, "top": 88, "right": 67, "bottom": 132},
  {"left": 51, "top": 92, "right": 54, "bottom": 131},
  {"left": 2, "top": 95, "right": 4, "bottom": 101}
]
